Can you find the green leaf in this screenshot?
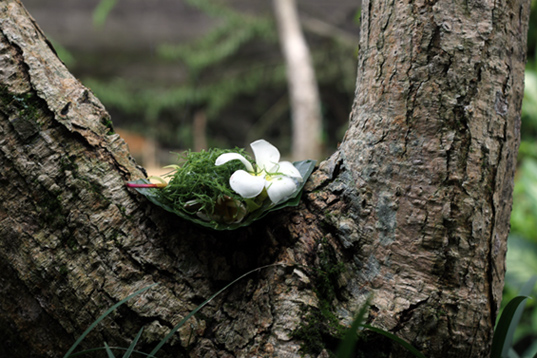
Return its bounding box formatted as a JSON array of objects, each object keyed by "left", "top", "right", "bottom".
[
  {"left": 502, "top": 277, "right": 537, "bottom": 357},
  {"left": 63, "top": 283, "right": 157, "bottom": 358},
  {"left": 492, "top": 296, "right": 532, "bottom": 358},
  {"left": 129, "top": 159, "right": 316, "bottom": 230},
  {"left": 335, "top": 297, "right": 370, "bottom": 358},
  {"left": 508, "top": 348, "right": 521, "bottom": 358}
]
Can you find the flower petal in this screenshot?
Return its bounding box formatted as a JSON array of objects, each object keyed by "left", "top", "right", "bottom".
[
  {"left": 266, "top": 175, "right": 300, "bottom": 204},
  {"left": 274, "top": 161, "right": 303, "bottom": 181},
  {"left": 229, "top": 170, "right": 266, "bottom": 198},
  {"left": 251, "top": 139, "right": 280, "bottom": 173},
  {"left": 215, "top": 153, "right": 254, "bottom": 172}
]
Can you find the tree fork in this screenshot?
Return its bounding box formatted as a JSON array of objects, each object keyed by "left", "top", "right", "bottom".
[{"left": 0, "top": 0, "right": 531, "bottom": 357}]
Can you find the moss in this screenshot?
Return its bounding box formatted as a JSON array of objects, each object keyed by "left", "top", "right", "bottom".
[
  {"left": 292, "top": 239, "right": 396, "bottom": 357},
  {"left": 59, "top": 155, "right": 79, "bottom": 172},
  {"left": 66, "top": 238, "right": 78, "bottom": 251},
  {"left": 0, "top": 87, "right": 46, "bottom": 140},
  {"left": 292, "top": 300, "right": 346, "bottom": 356},
  {"left": 157, "top": 147, "right": 253, "bottom": 216},
  {"left": 100, "top": 115, "right": 115, "bottom": 135},
  {"left": 292, "top": 238, "right": 346, "bottom": 356},
  {"left": 58, "top": 264, "right": 69, "bottom": 276},
  {"left": 37, "top": 192, "right": 66, "bottom": 227},
  {"left": 116, "top": 204, "right": 133, "bottom": 220}
]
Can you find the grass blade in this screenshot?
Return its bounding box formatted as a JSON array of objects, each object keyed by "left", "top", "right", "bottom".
[
  {"left": 123, "top": 327, "right": 144, "bottom": 358},
  {"left": 104, "top": 342, "right": 116, "bottom": 358},
  {"left": 68, "top": 347, "right": 156, "bottom": 358},
  {"left": 335, "top": 298, "right": 370, "bottom": 358},
  {"left": 491, "top": 296, "right": 531, "bottom": 358},
  {"left": 361, "top": 324, "right": 426, "bottom": 358},
  {"left": 63, "top": 283, "right": 157, "bottom": 358},
  {"left": 149, "top": 263, "right": 285, "bottom": 356}
]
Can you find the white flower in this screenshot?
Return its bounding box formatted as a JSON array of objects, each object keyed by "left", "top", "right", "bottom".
[{"left": 215, "top": 139, "right": 303, "bottom": 204}]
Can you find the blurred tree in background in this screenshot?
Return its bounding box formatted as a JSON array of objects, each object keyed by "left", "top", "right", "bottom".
[{"left": 28, "top": 0, "right": 359, "bottom": 165}]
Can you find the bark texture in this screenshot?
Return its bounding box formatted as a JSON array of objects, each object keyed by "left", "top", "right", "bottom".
[
  {"left": 0, "top": 1, "right": 529, "bottom": 358},
  {"left": 332, "top": 0, "right": 529, "bottom": 355}
]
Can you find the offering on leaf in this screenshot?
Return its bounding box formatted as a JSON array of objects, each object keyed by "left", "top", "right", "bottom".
[{"left": 127, "top": 140, "right": 316, "bottom": 230}]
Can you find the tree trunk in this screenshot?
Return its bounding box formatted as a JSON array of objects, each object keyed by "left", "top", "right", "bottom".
[
  {"left": 336, "top": 0, "right": 529, "bottom": 355},
  {"left": 0, "top": 1, "right": 529, "bottom": 358},
  {"left": 273, "top": 0, "right": 323, "bottom": 161}
]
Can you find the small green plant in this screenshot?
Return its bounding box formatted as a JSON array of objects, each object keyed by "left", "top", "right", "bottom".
[
  {"left": 64, "top": 253, "right": 537, "bottom": 357},
  {"left": 492, "top": 276, "right": 537, "bottom": 358},
  {"left": 65, "top": 269, "right": 535, "bottom": 358},
  {"left": 64, "top": 263, "right": 287, "bottom": 358},
  {"left": 63, "top": 284, "right": 157, "bottom": 358},
  {"left": 335, "top": 298, "right": 426, "bottom": 358}
]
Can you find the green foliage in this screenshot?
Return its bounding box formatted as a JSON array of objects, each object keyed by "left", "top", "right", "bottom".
[
  {"left": 527, "top": 0, "right": 537, "bottom": 61},
  {"left": 157, "top": 10, "right": 276, "bottom": 76},
  {"left": 501, "top": 4, "right": 537, "bottom": 352},
  {"left": 93, "top": 0, "right": 118, "bottom": 28},
  {"left": 521, "top": 69, "right": 537, "bottom": 140},
  {"left": 79, "top": 0, "right": 356, "bottom": 150},
  {"left": 48, "top": 38, "right": 76, "bottom": 67},
  {"left": 504, "top": 60, "right": 537, "bottom": 355},
  {"left": 336, "top": 299, "right": 370, "bottom": 358},
  {"left": 494, "top": 277, "right": 537, "bottom": 358},
  {"left": 130, "top": 156, "right": 316, "bottom": 230},
  {"left": 335, "top": 298, "right": 426, "bottom": 358},
  {"left": 493, "top": 295, "right": 535, "bottom": 358},
  {"left": 159, "top": 147, "right": 251, "bottom": 214},
  {"left": 83, "top": 0, "right": 285, "bottom": 144},
  {"left": 83, "top": 63, "right": 287, "bottom": 124},
  {"left": 510, "top": 159, "right": 537, "bottom": 239}
]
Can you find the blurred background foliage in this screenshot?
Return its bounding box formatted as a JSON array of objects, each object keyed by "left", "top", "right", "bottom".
[
  {"left": 502, "top": 0, "right": 537, "bottom": 356},
  {"left": 38, "top": 0, "right": 359, "bottom": 164},
  {"left": 22, "top": 0, "right": 537, "bottom": 355}
]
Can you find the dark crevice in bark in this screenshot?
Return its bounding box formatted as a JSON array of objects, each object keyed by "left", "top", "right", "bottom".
[{"left": 391, "top": 297, "right": 430, "bottom": 334}]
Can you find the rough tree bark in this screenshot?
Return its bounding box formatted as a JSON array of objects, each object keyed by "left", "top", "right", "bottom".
[{"left": 0, "top": 0, "right": 529, "bottom": 358}]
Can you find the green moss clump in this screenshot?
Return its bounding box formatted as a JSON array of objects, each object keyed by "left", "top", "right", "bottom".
[
  {"left": 292, "top": 238, "right": 347, "bottom": 356},
  {"left": 292, "top": 238, "right": 395, "bottom": 357},
  {"left": 100, "top": 115, "right": 115, "bottom": 135},
  {"left": 0, "top": 87, "right": 46, "bottom": 140},
  {"left": 157, "top": 147, "right": 253, "bottom": 220},
  {"left": 292, "top": 302, "right": 346, "bottom": 356}
]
